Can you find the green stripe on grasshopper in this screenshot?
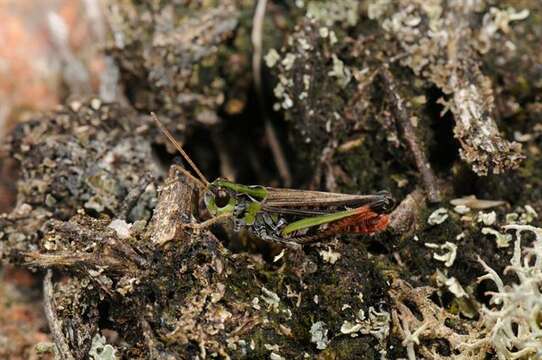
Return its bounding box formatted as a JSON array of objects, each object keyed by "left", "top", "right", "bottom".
[
  {"left": 213, "top": 179, "right": 268, "bottom": 199},
  {"left": 281, "top": 208, "right": 360, "bottom": 236},
  {"left": 243, "top": 201, "right": 262, "bottom": 225}
]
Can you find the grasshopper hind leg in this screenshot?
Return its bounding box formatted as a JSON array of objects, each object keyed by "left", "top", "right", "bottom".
[
  {"left": 251, "top": 216, "right": 302, "bottom": 250},
  {"left": 259, "top": 233, "right": 302, "bottom": 250}
]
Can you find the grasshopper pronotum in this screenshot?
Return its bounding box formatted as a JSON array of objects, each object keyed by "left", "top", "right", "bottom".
[{"left": 152, "top": 113, "right": 394, "bottom": 247}]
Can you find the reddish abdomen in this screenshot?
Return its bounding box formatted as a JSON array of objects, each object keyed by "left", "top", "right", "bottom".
[{"left": 328, "top": 206, "right": 389, "bottom": 235}]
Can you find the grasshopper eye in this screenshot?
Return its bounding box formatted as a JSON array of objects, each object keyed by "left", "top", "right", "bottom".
[{"left": 215, "top": 189, "right": 230, "bottom": 208}]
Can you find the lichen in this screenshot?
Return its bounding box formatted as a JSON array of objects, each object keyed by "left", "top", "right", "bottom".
[
  {"left": 306, "top": 0, "right": 359, "bottom": 27},
  {"left": 469, "top": 225, "right": 542, "bottom": 359},
  {"left": 427, "top": 208, "right": 449, "bottom": 225},
  {"left": 89, "top": 334, "right": 118, "bottom": 360},
  {"left": 309, "top": 321, "right": 329, "bottom": 350}
]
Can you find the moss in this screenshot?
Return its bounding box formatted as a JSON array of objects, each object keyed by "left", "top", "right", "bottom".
[{"left": 319, "top": 336, "right": 379, "bottom": 360}]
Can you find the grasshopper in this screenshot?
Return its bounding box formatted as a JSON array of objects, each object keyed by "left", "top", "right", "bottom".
[{"left": 151, "top": 113, "right": 394, "bottom": 247}]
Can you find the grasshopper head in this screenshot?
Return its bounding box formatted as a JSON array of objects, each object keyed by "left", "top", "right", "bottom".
[
  {"left": 204, "top": 179, "right": 267, "bottom": 220},
  {"left": 370, "top": 191, "right": 395, "bottom": 213},
  {"left": 204, "top": 180, "right": 237, "bottom": 216}
]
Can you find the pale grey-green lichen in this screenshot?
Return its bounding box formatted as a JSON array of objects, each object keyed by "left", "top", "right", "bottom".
[
  {"left": 264, "top": 49, "right": 281, "bottom": 68},
  {"left": 427, "top": 208, "right": 449, "bottom": 225},
  {"left": 309, "top": 321, "right": 329, "bottom": 350},
  {"left": 481, "top": 227, "right": 512, "bottom": 248},
  {"left": 424, "top": 241, "right": 457, "bottom": 267},
  {"left": 328, "top": 55, "right": 352, "bottom": 88},
  {"left": 306, "top": 0, "right": 359, "bottom": 27},
  {"left": 477, "top": 211, "right": 497, "bottom": 226},
  {"left": 89, "top": 334, "right": 118, "bottom": 360}
]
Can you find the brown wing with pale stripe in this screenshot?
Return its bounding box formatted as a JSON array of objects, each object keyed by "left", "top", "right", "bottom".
[{"left": 263, "top": 187, "right": 387, "bottom": 209}]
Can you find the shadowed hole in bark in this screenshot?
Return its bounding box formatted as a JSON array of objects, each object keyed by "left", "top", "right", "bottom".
[
  {"left": 217, "top": 85, "right": 298, "bottom": 186},
  {"left": 181, "top": 126, "right": 222, "bottom": 182},
  {"left": 429, "top": 290, "right": 444, "bottom": 308},
  {"left": 426, "top": 87, "right": 460, "bottom": 173},
  {"left": 151, "top": 142, "right": 178, "bottom": 172},
  {"left": 444, "top": 318, "right": 469, "bottom": 335},
  {"left": 438, "top": 290, "right": 454, "bottom": 310},
  {"left": 97, "top": 301, "right": 114, "bottom": 329},
  {"left": 452, "top": 166, "right": 479, "bottom": 196}
]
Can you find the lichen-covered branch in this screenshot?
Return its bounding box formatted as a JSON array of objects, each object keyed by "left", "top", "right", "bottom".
[{"left": 369, "top": 0, "right": 526, "bottom": 175}]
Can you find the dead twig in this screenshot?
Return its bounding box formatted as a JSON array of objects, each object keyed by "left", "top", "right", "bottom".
[
  {"left": 43, "top": 270, "right": 75, "bottom": 360},
  {"left": 252, "top": 0, "right": 292, "bottom": 186},
  {"left": 25, "top": 252, "right": 132, "bottom": 273},
  {"left": 380, "top": 67, "right": 442, "bottom": 202}
]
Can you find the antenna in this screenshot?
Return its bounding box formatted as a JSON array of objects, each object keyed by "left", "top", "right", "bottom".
[{"left": 151, "top": 112, "right": 210, "bottom": 187}]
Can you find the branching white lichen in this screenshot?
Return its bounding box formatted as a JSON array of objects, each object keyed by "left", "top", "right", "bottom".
[
  {"left": 391, "top": 223, "right": 542, "bottom": 359},
  {"left": 400, "top": 319, "right": 429, "bottom": 360},
  {"left": 472, "top": 225, "right": 542, "bottom": 359},
  {"left": 481, "top": 227, "right": 512, "bottom": 248}
]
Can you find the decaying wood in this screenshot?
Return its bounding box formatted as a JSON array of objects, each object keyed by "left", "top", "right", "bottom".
[
  {"left": 43, "top": 270, "right": 75, "bottom": 360},
  {"left": 389, "top": 189, "right": 426, "bottom": 238},
  {"left": 147, "top": 165, "right": 199, "bottom": 246}
]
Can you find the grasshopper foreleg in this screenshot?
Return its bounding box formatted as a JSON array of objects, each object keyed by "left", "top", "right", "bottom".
[{"left": 181, "top": 213, "right": 233, "bottom": 234}]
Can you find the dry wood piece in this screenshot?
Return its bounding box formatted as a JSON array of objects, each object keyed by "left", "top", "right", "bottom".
[
  {"left": 147, "top": 165, "right": 199, "bottom": 246},
  {"left": 380, "top": 68, "right": 441, "bottom": 202},
  {"left": 43, "top": 270, "right": 75, "bottom": 360},
  {"left": 252, "top": 0, "right": 292, "bottom": 187},
  {"left": 389, "top": 189, "right": 426, "bottom": 238}
]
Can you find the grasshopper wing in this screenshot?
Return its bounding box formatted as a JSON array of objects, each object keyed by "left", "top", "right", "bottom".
[{"left": 264, "top": 187, "right": 390, "bottom": 209}]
